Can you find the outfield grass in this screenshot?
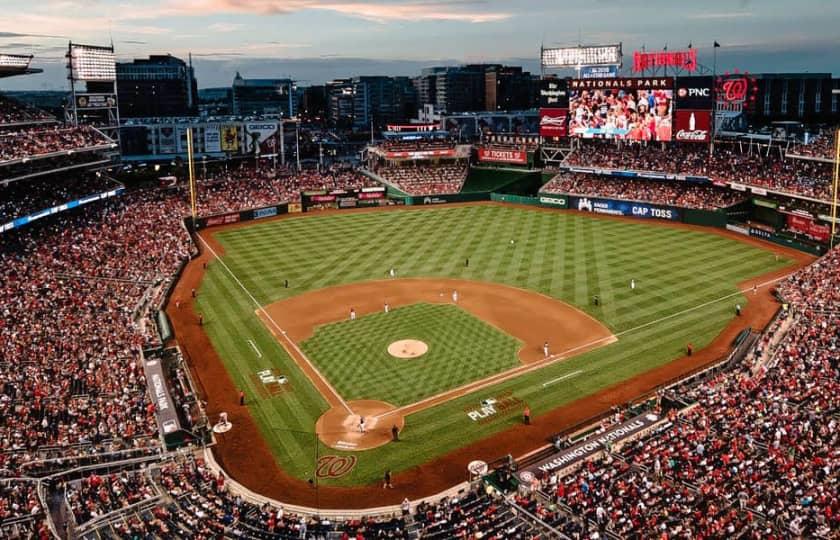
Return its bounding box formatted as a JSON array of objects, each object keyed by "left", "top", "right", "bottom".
[
  {"left": 302, "top": 303, "right": 521, "bottom": 406},
  {"left": 196, "top": 204, "right": 790, "bottom": 486}
]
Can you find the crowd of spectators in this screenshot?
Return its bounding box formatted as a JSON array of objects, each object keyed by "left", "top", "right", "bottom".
[
  {"left": 376, "top": 163, "right": 467, "bottom": 195},
  {"left": 541, "top": 173, "right": 745, "bottom": 210},
  {"left": 0, "top": 126, "right": 112, "bottom": 164},
  {"left": 787, "top": 128, "right": 838, "bottom": 162},
  {"left": 0, "top": 95, "right": 53, "bottom": 127},
  {"left": 522, "top": 244, "right": 839, "bottom": 538},
  {"left": 566, "top": 140, "right": 834, "bottom": 201},
  {"left": 0, "top": 480, "right": 46, "bottom": 539},
  {"left": 0, "top": 173, "right": 121, "bottom": 223}
]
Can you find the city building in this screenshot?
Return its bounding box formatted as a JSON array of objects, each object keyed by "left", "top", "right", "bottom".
[
  {"left": 231, "top": 72, "right": 296, "bottom": 118},
  {"left": 116, "top": 54, "right": 198, "bottom": 117},
  {"left": 485, "top": 66, "right": 539, "bottom": 112},
  {"left": 351, "top": 76, "right": 417, "bottom": 129},
  {"left": 326, "top": 79, "right": 354, "bottom": 128}
]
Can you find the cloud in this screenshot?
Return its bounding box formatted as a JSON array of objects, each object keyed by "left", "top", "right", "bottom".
[
  {"left": 686, "top": 11, "right": 753, "bottom": 20},
  {"left": 163, "top": 0, "right": 512, "bottom": 23},
  {"left": 0, "top": 31, "right": 66, "bottom": 39},
  {"left": 207, "top": 22, "right": 244, "bottom": 32},
  {"left": 121, "top": 40, "right": 149, "bottom": 45}
]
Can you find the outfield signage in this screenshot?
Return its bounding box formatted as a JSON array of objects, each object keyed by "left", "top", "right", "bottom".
[
  {"left": 560, "top": 165, "right": 709, "bottom": 184},
  {"left": 538, "top": 195, "right": 568, "bottom": 207},
  {"left": 195, "top": 203, "right": 289, "bottom": 229},
  {"left": 1, "top": 188, "right": 124, "bottom": 234},
  {"left": 301, "top": 187, "right": 387, "bottom": 212},
  {"left": 570, "top": 196, "right": 680, "bottom": 221},
  {"left": 518, "top": 413, "right": 662, "bottom": 482},
  {"left": 143, "top": 358, "right": 181, "bottom": 435},
  {"left": 477, "top": 147, "right": 528, "bottom": 165}
]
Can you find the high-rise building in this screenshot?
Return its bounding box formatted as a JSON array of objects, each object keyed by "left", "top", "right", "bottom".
[
  {"left": 326, "top": 79, "right": 354, "bottom": 128},
  {"left": 231, "top": 72, "right": 296, "bottom": 118},
  {"left": 351, "top": 76, "right": 417, "bottom": 129},
  {"left": 116, "top": 54, "right": 198, "bottom": 117},
  {"left": 485, "top": 66, "right": 539, "bottom": 112}
]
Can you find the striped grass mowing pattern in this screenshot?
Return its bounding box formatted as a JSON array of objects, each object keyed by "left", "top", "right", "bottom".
[
  {"left": 302, "top": 303, "right": 521, "bottom": 406},
  {"left": 197, "top": 204, "right": 790, "bottom": 485}
]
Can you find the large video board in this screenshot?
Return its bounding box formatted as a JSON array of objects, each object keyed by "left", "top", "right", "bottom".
[{"left": 568, "top": 78, "right": 673, "bottom": 141}]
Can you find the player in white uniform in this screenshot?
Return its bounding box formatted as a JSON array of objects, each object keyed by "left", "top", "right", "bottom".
[
  {"left": 543, "top": 341, "right": 550, "bottom": 358},
  {"left": 389, "top": 267, "right": 396, "bottom": 278},
  {"left": 630, "top": 279, "right": 636, "bottom": 290},
  {"left": 350, "top": 308, "right": 356, "bottom": 320},
  {"left": 358, "top": 416, "right": 366, "bottom": 433},
  {"left": 384, "top": 302, "right": 390, "bottom": 313},
  {"left": 452, "top": 290, "right": 459, "bottom": 303}
]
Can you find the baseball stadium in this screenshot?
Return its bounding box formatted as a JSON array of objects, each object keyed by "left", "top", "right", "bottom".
[{"left": 0, "top": 28, "right": 838, "bottom": 540}]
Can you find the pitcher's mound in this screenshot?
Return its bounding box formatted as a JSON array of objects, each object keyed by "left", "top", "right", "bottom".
[
  {"left": 387, "top": 339, "right": 428, "bottom": 359},
  {"left": 316, "top": 400, "right": 405, "bottom": 452}
]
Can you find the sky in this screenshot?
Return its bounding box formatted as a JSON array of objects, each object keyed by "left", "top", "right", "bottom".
[{"left": 2, "top": 0, "right": 839, "bottom": 90}]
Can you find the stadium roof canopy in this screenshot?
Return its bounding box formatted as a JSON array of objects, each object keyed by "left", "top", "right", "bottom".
[{"left": 0, "top": 54, "right": 42, "bottom": 79}]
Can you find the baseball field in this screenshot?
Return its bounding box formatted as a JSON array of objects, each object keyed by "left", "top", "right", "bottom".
[{"left": 187, "top": 203, "right": 792, "bottom": 492}]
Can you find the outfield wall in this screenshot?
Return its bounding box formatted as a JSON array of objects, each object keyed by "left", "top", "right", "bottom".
[{"left": 190, "top": 202, "right": 290, "bottom": 230}]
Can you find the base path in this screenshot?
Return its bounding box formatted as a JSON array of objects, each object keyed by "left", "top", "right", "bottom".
[
  {"left": 316, "top": 400, "right": 405, "bottom": 451},
  {"left": 259, "top": 278, "right": 615, "bottom": 365}
]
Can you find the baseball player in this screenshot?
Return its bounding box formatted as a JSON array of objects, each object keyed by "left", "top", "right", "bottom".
[
  {"left": 630, "top": 279, "right": 636, "bottom": 290},
  {"left": 384, "top": 302, "right": 390, "bottom": 313},
  {"left": 543, "top": 341, "right": 549, "bottom": 358},
  {"left": 452, "top": 290, "right": 459, "bottom": 303},
  {"left": 389, "top": 267, "right": 396, "bottom": 278},
  {"left": 358, "top": 416, "right": 366, "bottom": 433},
  {"left": 350, "top": 308, "right": 356, "bottom": 320}
]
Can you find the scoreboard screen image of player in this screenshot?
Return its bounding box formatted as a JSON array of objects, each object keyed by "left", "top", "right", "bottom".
[{"left": 568, "top": 77, "right": 674, "bottom": 141}]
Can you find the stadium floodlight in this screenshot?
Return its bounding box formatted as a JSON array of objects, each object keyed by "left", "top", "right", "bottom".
[
  {"left": 541, "top": 44, "right": 622, "bottom": 68},
  {"left": 68, "top": 44, "right": 116, "bottom": 82},
  {"left": 0, "top": 54, "right": 32, "bottom": 69}
]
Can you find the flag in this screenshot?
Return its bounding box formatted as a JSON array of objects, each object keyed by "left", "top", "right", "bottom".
[
  {"left": 714, "top": 41, "right": 721, "bottom": 48},
  {"left": 688, "top": 42, "right": 692, "bottom": 49}
]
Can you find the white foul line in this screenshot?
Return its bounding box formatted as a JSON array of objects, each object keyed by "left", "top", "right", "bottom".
[
  {"left": 197, "top": 235, "right": 354, "bottom": 416},
  {"left": 247, "top": 339, "right": 263, "bottom": 358},
  {"left": 542, "top": 370, "right": 583, "bottom": 388}
]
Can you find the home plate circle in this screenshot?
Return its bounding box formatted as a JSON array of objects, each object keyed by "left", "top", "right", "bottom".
[
  {"left": 387, "top": 339, "right": 428, "bottom": 359},
  {"left": 316, "top": 400, "right": 405, "bottom": 451}
]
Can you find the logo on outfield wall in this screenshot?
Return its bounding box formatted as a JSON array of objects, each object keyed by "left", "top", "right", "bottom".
[
  {"left": 464, "top": 391, "right": 522, "bottom": 424},
  {"left": 539, "top": 196, "right": 567, "bottom": 207}
]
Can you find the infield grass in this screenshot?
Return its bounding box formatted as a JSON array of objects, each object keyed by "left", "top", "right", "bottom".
[
  {"left": 302, "top": 303, "right": 521, "bottom": 406},
  {"left": 196, "top": 204, "right": 791, "bottom": 486}
]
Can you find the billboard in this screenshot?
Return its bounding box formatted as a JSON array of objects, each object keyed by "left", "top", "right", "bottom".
[
  {"left": 244, "top": 122, "right": 278, "bottom": 155},
  {"left": 204, "top": 126, "right": 221, "bottom": 153},
  {"left": 571, "top": 196, "right": 679, "bottom": 220},
  {"left": 74, "top": 93, "right": 116, "bottom": 109},
  {"left": 633, "top": 49, "right": 697, "bottom": 73},
  {"left": 675, "top": 76, "right": 714, "bottom": 109},
  {"left": 221, "top": 125, "right": 239, "bottom": 152},
  {"left": 568, "top": 78, "right": 674, "bottom": 141},
  {"left": 539, "top": 79, "right": 569, "bottom": 108},
  {"left": 580, "top": 66, "right": 618, "bottom": 79},
  {"left": 786, "top": 214, "right": 830, "bottom": 243},
  {"left": 539, "top": 108, "right": 568, "bottom": 138},
  {"left": 715, "top": 71, "right": 758, "bottom": 113},
  {"left": 477, "top": 148, "right": 528, "bottom": 165},
  {"left": 541, "top": 44, "right": 622, "bottom": 68},
  {"left": 674, "top": 110, "right": 712, "bottom": 143}
]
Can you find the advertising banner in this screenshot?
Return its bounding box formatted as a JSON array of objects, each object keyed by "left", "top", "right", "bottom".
[
  {"left": 221, "top": 125, "right": 239, "bottom": 152},
  {"left": 633, "top": 49, "right": 697, "bottom": 73},
  {"left": 175, "top": 126, "right": 190, "bottom": 153},
  {"left": 143, "top": 358, "right": 180, "bottom": 436},
  {"left": 244, "top": 122, "right": 278, "bottom": 155},
  {"left": 539, "top": 108, "right": 568, "bottom": 138},
  {"left": 674, "top": 110, "right": 712, "bottom": 143},
  {"left": 570, "top": 196, "right": 679, "bottom": 220},
  {"left": 787, "top": 214, "right": 830, "bottom": 242},
  {"left": 74, "top": 93, "right": 116, "bottom": 109},
  {"left": 675, "top": 76, "right": 714, "bottom": 109},
  {"left": 157, "top": 125, "right": 177, "bottom": 154},
  {"left": 518, "top": 413, "right": 662, "bottom": 482},
  {"left": 385, "top": 149, "right": 456, "bottom": 159},
  {"left": 204, "top": 126, "right": 221, "bottom": 153},
  {"left": 568, "top": 78, "right": 674, "bottom": 141},
  {"left": 477, "top": 147, "right": 528, "bottom": 165},
  {"left": 538, "top": 195, "right": 568, "bottom": 207},
  {"left": 580, "top": 66, "right": 618, "bottom": 79},
  {"left": 539, "top": 79, "right": 569, "bottom": 108}
]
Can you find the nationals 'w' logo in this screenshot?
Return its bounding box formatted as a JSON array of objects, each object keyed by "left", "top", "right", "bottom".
[{"left": 316, "top": 455, "right": 357, "bottom": 479}]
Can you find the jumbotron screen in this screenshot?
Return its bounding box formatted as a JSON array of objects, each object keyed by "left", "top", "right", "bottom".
[{"left": 568, "top": 77, "right": 673, "bottom": 141}]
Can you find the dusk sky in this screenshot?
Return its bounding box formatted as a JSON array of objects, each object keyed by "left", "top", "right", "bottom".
[{"left": 2, "top": 0, "right": 839, "bottom": 90}]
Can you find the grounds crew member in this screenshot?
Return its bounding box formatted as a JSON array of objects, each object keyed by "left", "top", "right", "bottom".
[
  {"left": 523, "top": 405, "right": 531, "bottom": 425},
  {"left": 391, "top": 424, "right": 400, "bottom": 441}
]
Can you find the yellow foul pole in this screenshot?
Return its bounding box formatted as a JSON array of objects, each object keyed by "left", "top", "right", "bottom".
[{"left": 187, "top": 128, "right": 198, "bottom": 228}]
